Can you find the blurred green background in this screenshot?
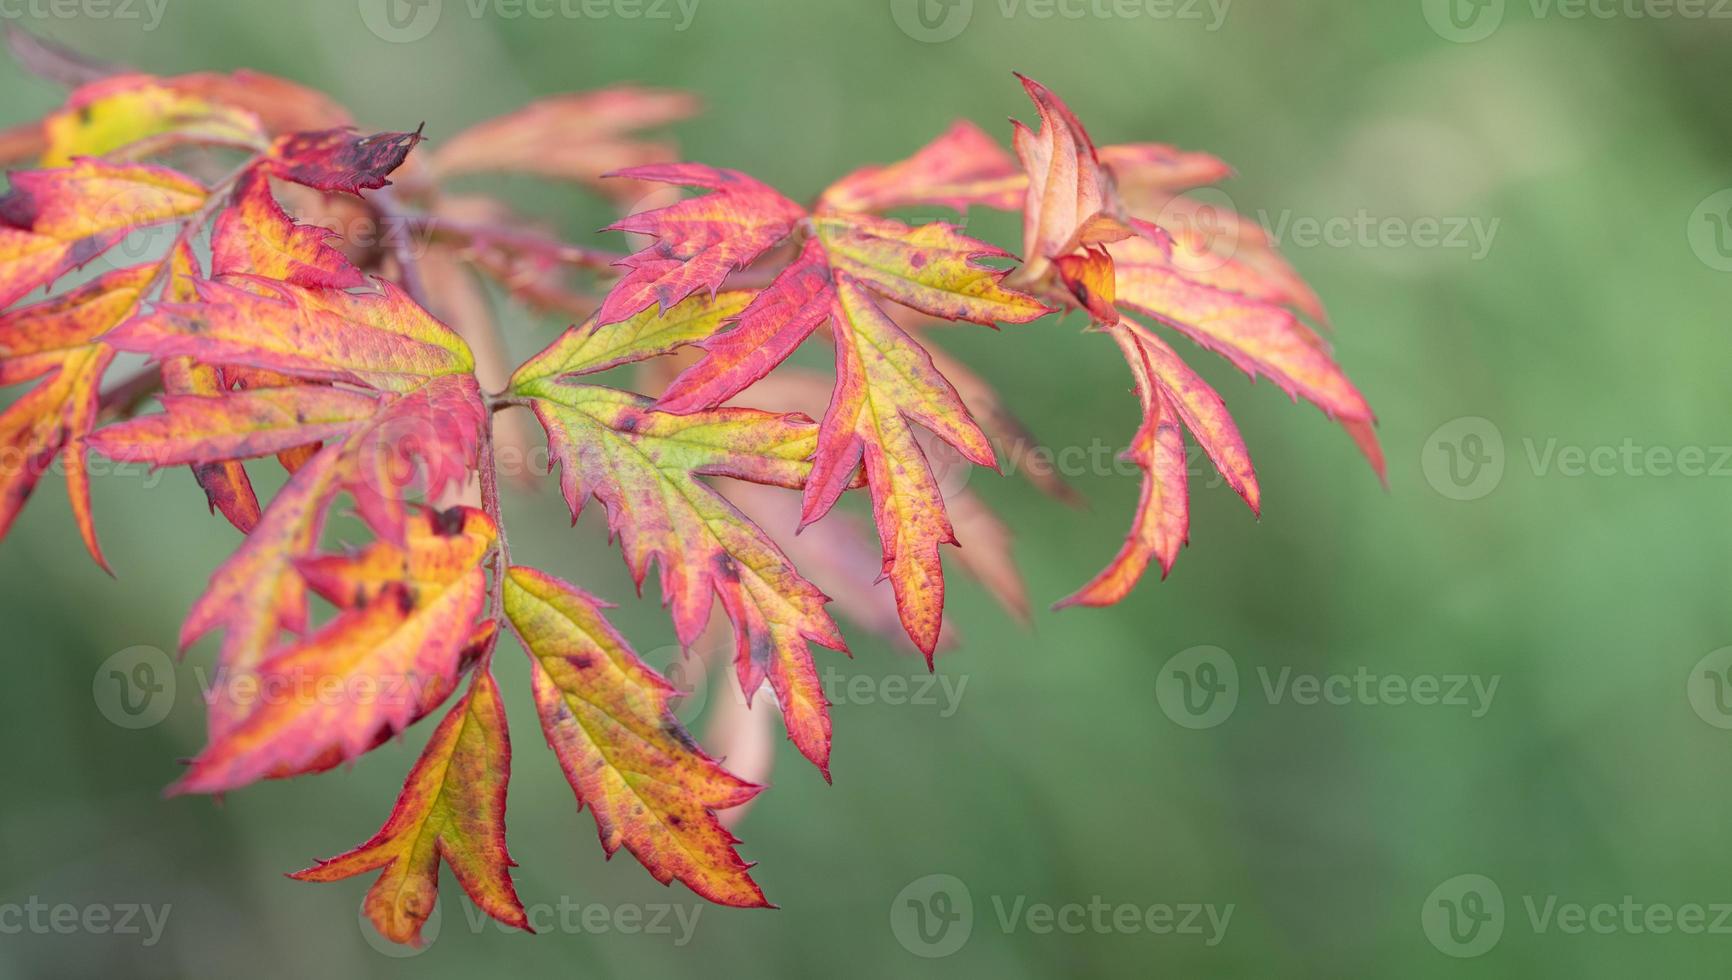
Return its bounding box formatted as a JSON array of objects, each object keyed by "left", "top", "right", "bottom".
[{"left": 3, "top": 0, "right": 1732, "bottom": 976}]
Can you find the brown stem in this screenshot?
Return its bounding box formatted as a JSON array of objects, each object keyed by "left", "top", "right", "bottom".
[
  {"left": 401, "top": 213, "right": 624, "bottom": 271},
  {"left": 478, "top": 415, "right": 512, "bottom": 627},
  {"left": 96, "top": 365, "right": 164, "bottom": 421},
  {"left": 368, "top": 186, "right": 430, "bottom": 308}
]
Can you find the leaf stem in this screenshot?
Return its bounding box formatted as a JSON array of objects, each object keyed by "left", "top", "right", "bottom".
[
  {"left": 400, "top": 213, "right": 625, "bottom": 271},
  {"left": 368, "top": 185, "right": 431, "bottom": 308},
  {"left": 478, "top": 412, "right": 512, "bottom": 628}
]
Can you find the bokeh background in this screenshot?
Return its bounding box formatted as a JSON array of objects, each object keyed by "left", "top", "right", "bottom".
[{"left": 3, "top": 0, "right": 1732, "bottom": 976}]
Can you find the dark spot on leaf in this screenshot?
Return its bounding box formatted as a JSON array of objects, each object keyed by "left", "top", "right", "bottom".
[
  {"left": 430, "top": 506, "right": 467, "bottom": 537},
  {"left": 663, "top": 721, "right": 699, "bottom": 751}
]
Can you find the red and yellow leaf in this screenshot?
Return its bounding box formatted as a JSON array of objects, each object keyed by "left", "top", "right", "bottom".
[
  {"left": 502, "top": 566, "right": 768, "bottom": 907},
  {"left": 170, "top": 507, "right": 496, "bottom": 794},
  {"left": 41, "top": 74, "right": 268, "bottom": 166},
  {"left": 2, "top": 159, "right": 206, "bottom": 240},
  {"left": 639, "top": 205, "right": 1044, "bottom": 656},
  {"left": 291, "top": 667, "right": 529, "bottom": 946},
  {"left": 595, "top": 164, "right": 807, "bottom": 326},
  {"left": 89, "top": 383, "right": 381, "bottom": 466},
  {"left": 511, "top": 348, "right": 845, "bottom": 773},
  {"left": 0, "top": 264, "right": 165, "bottom": 567},
  {"left": 429, "top": 87, "right": 698, "bottom": 195},
  {"left": 820, "top": 120, "right": 1024, "bottom": 214},
  {"left": 107, "top": 276, "right": 474, "bottom": 392},
  {"left": 159, "top": 358, "right": 263, "bottom": 532},
  {"left": 211, "top": 169, "right": 366, "bottom": 287},
  {"left": 1057, "top": 322, "right": 1191, "bottom": 608},
  {"left": 1108, "top": 232, "right": 1373, "bottom": 424}
]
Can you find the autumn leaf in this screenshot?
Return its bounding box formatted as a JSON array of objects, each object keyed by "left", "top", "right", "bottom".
[
  {"left": 637, "top": 198, "right": 1047, "bottom": 656},
  {"left": 0, "top": 264, "right": 158, "bottom": 568},
  {"left": 169, "top": 507, "right": 495, "bottom": 794},
  {"left": 606, "top": 157, "right": 1049, "bottom": 656},
  {"left": 291, "top": 667, "right": 529, "bottom": 946},
  {"left": 0, "top": 158, "right": 206, "bottom": 307},
  {"left": 40, "top": 73, "right": 268, "bottom": 165},
  {"left": 267, "top": 125, "right": 425, "bottom": 196},
  {"left": 158, "top": 358, "right": 264, "bottom": 533},
  {"left": 211, "top": 169, "right": 366, "bottom": 288},
  {"left": 511, "top": 293, "right": 846, "bottom": 774},
  {"left": 819, "top": 120, "right": 1025, "bottom": 214},
  {"left": 429, "top": 87, "right": 698, "bottom": 197},
  {"left": 503, "top": 565, "right": 768, "bottom": 908},
  {"left": 594, "top": 164, "right": 807, "bottom": 326},
  {"left": 1055, "top": 320, "right": 1192, "bottom": 608},
  {"left": 1003, "top": 75, "right": 1377, "bottom": 604},
  {"left": 106, "top": 274, "right": 474, "bottom": 391}
]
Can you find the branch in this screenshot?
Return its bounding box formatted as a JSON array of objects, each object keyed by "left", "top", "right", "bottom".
[
  {"left": 367, "top": 186, "right": 430, "bottom": 308},
  {"left": 401, "top": 213, "right": 624, "bottom": 272},
  {"left": 96, "top": 364, "right": 163, "bottom": 421}
]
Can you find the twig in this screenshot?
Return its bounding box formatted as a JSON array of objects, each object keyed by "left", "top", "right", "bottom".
[
  {"left": 368, "top": 186, "right": 430, "bottom": 308},
  {"left": 478, "top": 416, "right": 512, "bottom": 627},
  {"left": 401, "top": 213, "right": 624, "bottom": 271},
  {"left": 96, "top": 364, "right": 163, "bottom": 421}
]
